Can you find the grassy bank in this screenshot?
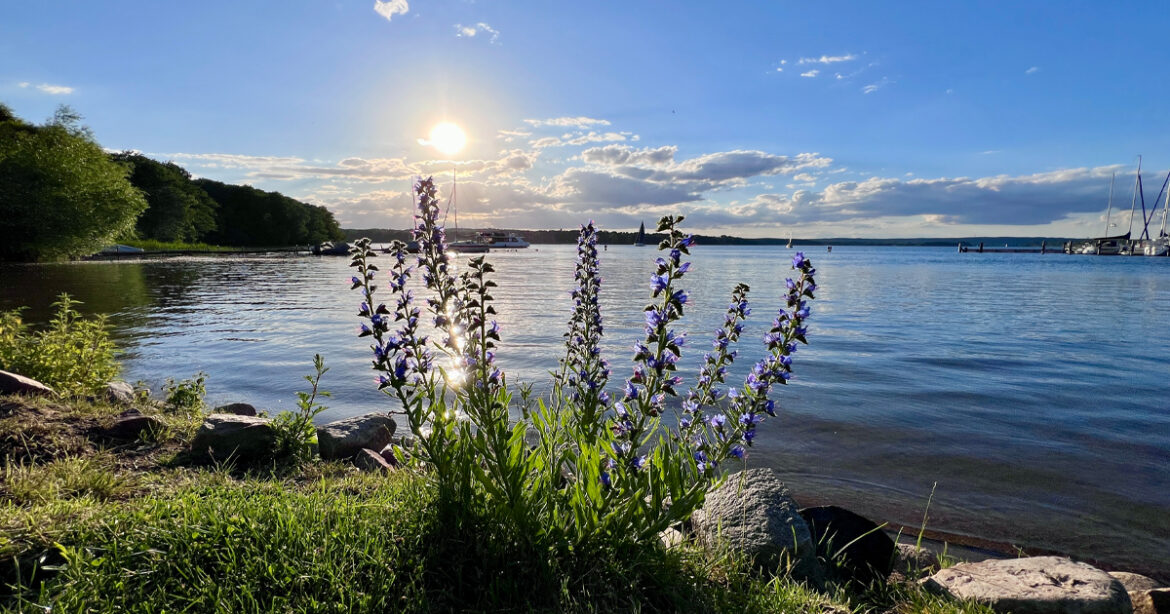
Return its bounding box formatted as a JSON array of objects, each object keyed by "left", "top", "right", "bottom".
[{"left": 0, "top": 394, "right": 992, "bottom": 613}]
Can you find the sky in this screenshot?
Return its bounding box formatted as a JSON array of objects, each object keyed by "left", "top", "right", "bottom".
[{"left": 4, "top": 1, "right": 1170, "bottom": 238}]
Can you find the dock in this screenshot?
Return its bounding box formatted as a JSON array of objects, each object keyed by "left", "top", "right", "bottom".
[{"left": 958, "top": 241, "right": 1062, "bottom": 254}]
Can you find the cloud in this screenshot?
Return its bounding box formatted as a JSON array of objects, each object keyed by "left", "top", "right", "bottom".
[
  {"left": 18, "top": 82, "right": 73, "bottom": 95},
  {"left": 800, "top": 70, "right": 819, "bottom": 78},
  {"left": 734, "top": 166, "right": 1125, "bottom": 226},
  {"left": 862, "top": 77, "right": 890, "bottom": 94},
  {"left": 374, "top": 0, "right": 408, "bottom": 22},
  {"left": 581, "top": 144, "right": 677, "bottom": 166},
  {"left": 528, "top": 131, "right": 628, "bottom": 148},
  {"left": 799, "top": 54, "right": 857, "bottom": 65},
  {"left": 455, "top": 22, "right": 500, "bottom": 43},
  {"left": 523, "top": 116, "right": 611, "bottom": 129},
  {"left": 1026, "top": 66, "right": 1040, "bottom": 75}
]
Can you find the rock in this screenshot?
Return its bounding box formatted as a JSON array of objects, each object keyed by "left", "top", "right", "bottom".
[
  {"left": 103, "top": 381, "right": 136, "bottom": 406},
  {"left": 1131, "top": 588, "right": 1170, "bottom": 614},
  {"left": 316, "top": 413, "right": 396, "bottom": 460},
  {"left": 190, "top": 414, "right": 275, "bottom": 461},
  {"left": 890, "top": 543, "right": 941, "bottom": 580},
  {"left": 659, "top": 527, "right": 685, "bottom": 549},
  {"left": 214, "top": 402, "right": 257, "bottom": 416},
  {"left": 692, "top": 468, "right": 821, "bottom": 584},
  {"left": 353, "top": 448, "right": 394, "bottom": 473},
  {"left": 923, "top": 556, "right": 1132, "bottom": 614},
  {"left": 1111, "top": 572, "right": 1166, "bottom": 593},
  {"left": 0, "top": 370, "right": 55, "bottom": 398},
  {"left": 102, "top": 409, "right": 165, "bottom": 440},
  {"left": 799, "top": 505, "right": 895, "bottom": 587},
  {"left": 378, "top": 444, "right": 401, "bottom": 467}
]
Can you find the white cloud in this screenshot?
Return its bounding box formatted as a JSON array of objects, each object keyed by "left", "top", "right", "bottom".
[
  {"left": 862, "top": 77, "right": 890, "bottom": 94},
  {"left": 374, "top": 0, "right": 408, "bottom": 22},
  {"left": 19, "top": 82, "right": 74, "bottom": 95},
  {"left": 1026, "top": 66, "right": 1040, "bottom": 75},
  {"left": 799, "top": 54, "right": 857, "bottom": 65},
  {"left": 800, "top": 70, "right": 819, "bottom": 78},
  {"left": 523, "top": 116, "right": 611, "bottom": 129},
  {"left": 455, "top": 22, "right": 500, "bottom": 43},
  {"left": 527, "top": 131, "right": 628, "bottom": 148},
  {"left": 581, "top": 144, "right": 677, "bottom": 166}
]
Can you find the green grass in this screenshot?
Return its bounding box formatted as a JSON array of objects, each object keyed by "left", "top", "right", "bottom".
[
  {"left": 119, "top": 239, "right": 240, "bottom": 252},
  {"left": 0, "top": 394, "right": 992, "bottom": 613}
]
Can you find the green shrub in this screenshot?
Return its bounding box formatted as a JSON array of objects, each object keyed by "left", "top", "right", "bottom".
[
  {"left": 272, "top": 354, "right": 330, "bottom": 463},
  {"left": 162, "top": 372, "right": 206, "bottom": 413},
  {"left": 0, "top": 294, "right": 119, "bottom": 396}
]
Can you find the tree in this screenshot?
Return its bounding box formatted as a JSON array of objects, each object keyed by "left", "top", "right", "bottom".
[
  {"left": 0, "top": 104, "right": 147, "bottom": 261},
  {"left": 110, "top": 152, "right": 218, "bottom": 242}
]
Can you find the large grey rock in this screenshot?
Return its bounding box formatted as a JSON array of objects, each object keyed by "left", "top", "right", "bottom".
[
  {"left": 800, "top": 505, "right": 895, "bottom": 586},
  {"left": 190, "top": 414, "right": 275, "bottom": 461},
  {"left": 102, "top": 409, "right": 165, "bottom": 440},
  {"left": 924, "top": 556, "right": 1132, "bottom": 614},
  {"left": 214, "top": 402, "right": 257, "bottom": 417},
  {"left": 1111, "top": 573, "right": 1166, "bottom": 593},
  {"left": 692, "top": 468, "right": 821, "bottom": 583},
  {"left": 103, "top": 381, "right": 136, "bottom": 406},
  {"left": 1131, "top": 588, "right": 1170, "bottom": 614},
  {"left": 316, "top": 413, "right": 396, "bottom": 460},
  {"left": 353, "top": 448, "right": 394, "bottom": 473},
  {"left": 0, "top": 370, "right": 55, "bottom": 398}
]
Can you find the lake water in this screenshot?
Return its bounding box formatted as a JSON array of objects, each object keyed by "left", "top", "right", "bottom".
[{"left": 2, "top": 245, "right": 1168, "bottom": 575}]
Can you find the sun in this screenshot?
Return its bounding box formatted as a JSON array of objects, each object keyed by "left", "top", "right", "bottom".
[{"left": 428, "top": 122, "right": 466, "bottom": 156}]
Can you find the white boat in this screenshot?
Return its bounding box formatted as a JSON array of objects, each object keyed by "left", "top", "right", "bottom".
[
  {"left": 477, "top": 231, "right": 529, "bottom": 248},
  {"left": 1140, "top": 170, "right": 1170, "bottom": 256}
]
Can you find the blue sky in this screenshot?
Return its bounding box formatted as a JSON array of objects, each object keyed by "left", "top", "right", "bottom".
[{"left": 4, "top": 1, "right": 1170, "bottom": 237}]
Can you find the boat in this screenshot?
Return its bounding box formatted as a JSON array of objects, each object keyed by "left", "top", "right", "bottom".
[
  {"left": 1138, "top": 165, "right": 1170, "bottom": 256},
  {"left": 786, "top": 233, "right": 793, "bottom": 249},
  {"left": 477, "top": 231, "right": 530, "bottom": 248},
  {"left": 448, "top": 240, "right": 490, "bottom": 253},
  {"left": 634, "top": 222, "right": 646, "bottom": 247},
  {"left": 311, "top": 241, "right": 351, "bottom": 256},
  {"left": 1074, "top": 171, "right": 1130, "bottom": 255},
  {"left": 444, "top": 167, "right": 490, "bottom": 253},
  {"left": 99, "top": 244, "right": 145, "bottom": 254}
]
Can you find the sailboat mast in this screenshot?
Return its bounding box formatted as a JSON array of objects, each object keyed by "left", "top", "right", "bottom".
[
  {"left": 1127, "top": 156, "right": 1141, "bottom": 238},
  {"left": 1103, "top": 173, "right": 1115, "bottom": 236},
  {"left": 1162, "top": 179, "right": 1170, "bottom": 237}
]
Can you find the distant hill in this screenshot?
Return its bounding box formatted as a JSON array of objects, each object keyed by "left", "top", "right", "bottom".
[{"left": 344, "top": 228, "right": 1073, "bottom": 248}]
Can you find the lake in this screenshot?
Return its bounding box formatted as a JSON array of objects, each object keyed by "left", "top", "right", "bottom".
[{"left": 2, "top": 245, "right": 1168, "bottom": 575}]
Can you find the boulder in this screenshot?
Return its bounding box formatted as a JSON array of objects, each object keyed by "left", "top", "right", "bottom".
[
  {"left": 1111, "top": 573, "right": 1166, "bottom": 593},
  {"left": 659, "top": 527, "right": 685, "bottom": 549},
  {"left": 1131, "top": 589, "right": 1170, "bottom": 614},
  {"left": 378, "top": 444, "right": 401, "bottom": 467},
  {"left": 214, "top": 402, "right": 258, "bottom": 417},
  {"left": 102, "top": 409, "right": 165, "bottom": 440},
  {"left": 103, "top": 381, "right": 136, "bottom": 406},
  {"left": 316, "top": 413, "right": 396, "bottom": 460},
  {"left": 692, "top": 468, "right": 821, "bottom": 584},
  {"left": 190, "top": 414, "right": 275, "bottom": 461},
  {"left": 353, "top": 448, "right": 394, "bottom": 473},
  {"left": 0, "top": 370, "right": 55, "bottom": 398},
  {"left": 923, "top": 556, "right": 1132, "bottom": 614},
  {"left": 890, "top": 542, "right": 941, "bottom": 580},
  {"left": 800, "top": 505, "right": 895, "bottom": 587}
]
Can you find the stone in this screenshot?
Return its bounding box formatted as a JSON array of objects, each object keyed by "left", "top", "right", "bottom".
[
  {"left": 691, "top": 468, "right": 821, "bottom": 584},
  {"left": 800, "top": 505, "right": 895, "bottom": 587},
  {"left": 891, "top": 543, "right": 941, "bottom": 579},
  {"left": 1111, "top": 573, "right": 1166, "bottom": 593},
  {"left": 316, "top": 413, "right": 396, "bottom": 460},
  {"left": 0, "top": 370, "right": 55, "bottom": 398},
  {"left": 659, "top": 527, "right": 685, "bottom": 549},
  {"left": 1131, "top": 588, "right": 1170, "bottom": 614},
  {"left": 378, "top": 444, "right": 400, "bottom": 467},
  {"left": 102, "top": 409, "right": 165, "bottom": 440},
  {"left": 353, "top": 448, "right": 394, "bottom": 473},
  {"left": 214, "top": 402, "right": 258, "bottom": 417},
  {"left": 190, "top": 414, "right": 275, "bottom": 461},
  {"left": 923, "top": 556, "right": 1133, "bottom": 614},
  {"left": 103, "top": 381, "right": 136, "bottom": 406}
]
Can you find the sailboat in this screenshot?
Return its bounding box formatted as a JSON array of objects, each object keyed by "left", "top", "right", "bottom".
[
  {"left": 786, "top": 233, "right": 793, "bottom": 249},
  {"left": 633, "top": 222, "right": 646, "bottom": 247},
  {"left": 1141, "top": 173, "right": 1170, "bottom": 256},
  {"left": 445, "top": 167, "right": 490, "bottom": 253},
  {"left": 1079, "top": 169, "right": 1131, "bottom": 255}
]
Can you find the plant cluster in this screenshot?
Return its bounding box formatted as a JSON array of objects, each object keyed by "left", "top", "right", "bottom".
[
  {"left": 352, "top": 177, "right": 817, "bottom": 550},
  {"left": 0, "top": 294, "right": 120, "bottom": 396},
  {"left": 271, "top": 354, "right": 331, "bottom": 463},
  {"left": 162, "top": 372, "right": 207, "bottom": 414}
]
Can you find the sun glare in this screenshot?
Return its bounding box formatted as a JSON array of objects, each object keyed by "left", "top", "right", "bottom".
[{"left": 429, "top": 122, "right": 466, "bottom": 156}]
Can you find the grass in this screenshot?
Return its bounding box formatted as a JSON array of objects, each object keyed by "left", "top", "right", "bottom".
[
  {"left": 119, "top": 240, "right": 303, "bottom": 253},
  {"left": 0, "top": 394, "right": 992, "bottom": 613}
]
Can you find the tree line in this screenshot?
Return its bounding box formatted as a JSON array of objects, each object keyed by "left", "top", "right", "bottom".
[{"left": 0, "top": 104, "right": 344, "bottom": 262}]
